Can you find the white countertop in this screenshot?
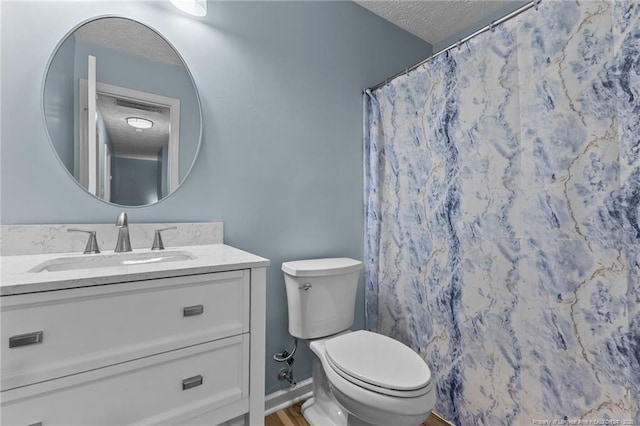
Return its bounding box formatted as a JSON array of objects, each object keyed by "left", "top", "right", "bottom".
[{"left": 0, "top": 244, "right": 270, "bottom": 296}]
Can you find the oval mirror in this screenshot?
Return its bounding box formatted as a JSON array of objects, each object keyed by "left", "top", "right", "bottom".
[{"left": 43, "top": 17, "right": 202, "bottom": 207}]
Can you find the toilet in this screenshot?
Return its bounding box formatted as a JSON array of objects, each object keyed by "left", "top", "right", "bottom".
[{"left": 282, "top": 258, "right": 435, "bottom": 426}]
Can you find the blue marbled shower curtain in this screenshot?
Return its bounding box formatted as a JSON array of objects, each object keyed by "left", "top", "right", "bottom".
[{"left": 364, "top": 1, "right": 639, "bottom": 424}]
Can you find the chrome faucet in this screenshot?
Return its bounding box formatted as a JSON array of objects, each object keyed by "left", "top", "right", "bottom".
[{"left": 114, "top": 212, "right": 132, "bottom": 253}]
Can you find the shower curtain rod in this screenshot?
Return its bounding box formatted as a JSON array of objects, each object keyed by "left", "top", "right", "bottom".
[{"left": 366, "top": 0, "right": 539, "bottom": 92}]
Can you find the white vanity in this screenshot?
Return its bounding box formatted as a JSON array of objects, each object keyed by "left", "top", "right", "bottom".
[
  {"left": 0, "top": 224, "right": 269, "bottom": 426},
  {"left": 1, "top": 9, "right": 271, "bottom": 425}
]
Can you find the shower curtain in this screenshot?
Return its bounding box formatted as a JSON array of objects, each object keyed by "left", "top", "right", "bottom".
[{"left": 364, "top": 1, "right": 639, "bottom": 425}]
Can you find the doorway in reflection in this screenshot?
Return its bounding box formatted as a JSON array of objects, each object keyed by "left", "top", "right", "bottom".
[{"left": 80, "top": 81, "right": 179, "bottom": 205}]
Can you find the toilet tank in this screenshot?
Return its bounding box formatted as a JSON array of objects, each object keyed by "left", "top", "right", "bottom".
[{"left": 282, "top": 258, "right": 362, "bottom": 339}]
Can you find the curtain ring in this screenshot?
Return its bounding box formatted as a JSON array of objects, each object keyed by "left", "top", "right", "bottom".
[
  {"left": 456, "top": 40, "right": 461, "bottom": 50},
  {"left": 535, "top": 0, "right": 540, "bottom": 11},
  {"left": 490, "top": 21, "right": 496, "bottom": 32}
]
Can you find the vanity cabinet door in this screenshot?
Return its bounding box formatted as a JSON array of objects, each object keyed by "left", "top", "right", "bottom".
[
  {"left": 1, "top": 270, "right": 250, "bottom": 391},
  {"left": 1, "top": 335, "right": 249, "bottom": 426}
]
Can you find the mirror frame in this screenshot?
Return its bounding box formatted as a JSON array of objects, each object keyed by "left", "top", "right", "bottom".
[{"left": 41, "top": 15, "right": 204, "bottom": 208}]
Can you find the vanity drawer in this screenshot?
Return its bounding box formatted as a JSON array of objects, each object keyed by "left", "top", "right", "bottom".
[
  {"left": 1, "top": 334, "right": 249, "bottom": 426},
  {"left": 1, "top": 270, "right": 250, "bottom": 391}
]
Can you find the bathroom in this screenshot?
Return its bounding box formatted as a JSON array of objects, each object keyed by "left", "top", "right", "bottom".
[{"left": 1, "top": 0, "right": 638, "bottom": 425}]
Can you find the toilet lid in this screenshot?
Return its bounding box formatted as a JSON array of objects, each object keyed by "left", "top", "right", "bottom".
[
  {"left": 281, "top": 258, "right": 362, "bottom": 277},
  {"left": 325, "top": 330, "right": 431, "bottom": 391}
]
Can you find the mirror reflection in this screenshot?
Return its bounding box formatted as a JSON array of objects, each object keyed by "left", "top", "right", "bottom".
[{"left": 44, "top": 17, "right": 202, "bottom": 206}]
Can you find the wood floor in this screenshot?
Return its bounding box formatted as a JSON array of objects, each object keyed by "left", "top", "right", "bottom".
[{"left": 265, "top": 401, "right": 453, "bottom": 426}]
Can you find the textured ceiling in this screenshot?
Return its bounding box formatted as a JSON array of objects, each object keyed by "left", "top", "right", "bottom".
[
  {"left": 354, "top": 0, "right": 514, "bottom": 45},
  {"left": 74, "top": 17, "right": 184, "bottom": 67},
  {"left": 97, "top": 93, "right": 170, "bottom": 160}
]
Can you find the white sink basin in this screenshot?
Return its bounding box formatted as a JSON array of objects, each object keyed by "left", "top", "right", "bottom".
[{"left": 29, "top": 251, "right": 195, "bottom": 273}]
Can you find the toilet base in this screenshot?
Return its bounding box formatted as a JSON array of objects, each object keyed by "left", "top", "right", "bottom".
[
  {"left": 302, "top": 396, "right": 379, "bottom": 426},
  {"left": 345, "top": 414, "right": 380, "bottom": 426},
  {"left": 303, "top": 334, "right": 433, "bottom": 426},
  {"left": 302, "top": 341, "right": 403, "bottom": 426},
  {"left": 301, "top": 396, "right": 344, "bottom": 426},
  {"left": 301, "top": 355, "right": 347, "bottom": 426},
  {"left": 302, "top": 395, "right": 392, "bottom": 426}
]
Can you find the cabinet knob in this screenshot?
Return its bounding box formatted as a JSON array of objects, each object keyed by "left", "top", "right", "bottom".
[
  {"left": 183, "top": 304, "right": 204, "bottom": 317},
  {"left": 9, "top": 331, "right": 43, "bottom": 348},
  {"left": 182, "top": 375, "right": 203, "bottom": 390}
]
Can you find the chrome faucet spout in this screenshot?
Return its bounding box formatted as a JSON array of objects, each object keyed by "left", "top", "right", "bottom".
[
  {"left": 114, "top": 212, "right": 132, "bottom": 252},
  {"left": 116, "top": 211, "right": 128, "bottom": 228}
]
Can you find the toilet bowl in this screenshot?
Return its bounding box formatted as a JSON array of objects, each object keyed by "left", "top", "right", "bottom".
[
  {"left": 282, "top": 258, "right": 436, "bottom": 426},
  {"left": 307, "top": 331, "right": 435, "bottom": 426}
]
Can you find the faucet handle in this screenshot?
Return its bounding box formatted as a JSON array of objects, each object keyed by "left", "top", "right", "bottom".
[
  {"left": 68, "top": 229, "right": 100, "bottom": 254},
  {"left": 151, "top": 226, "right": 177, "bottom": 250}
]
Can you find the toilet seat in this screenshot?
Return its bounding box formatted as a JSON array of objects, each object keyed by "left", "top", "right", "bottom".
[
  {"left": 325, "top": 330, "right": 432, "bottom": 398},
  {"left": 308, "top": 332, "right": 436, "bottom": 426}
]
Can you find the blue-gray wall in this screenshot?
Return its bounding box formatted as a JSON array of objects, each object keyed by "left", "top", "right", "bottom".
[
  {"left": 111, "top": 157, "right": 161, "bottom": 206},
  {"left": 0, "top": 0, "right": 431, "bottom": 394},
  {"left": 43, "top": 33, "right": 76, "bottom": 172}
]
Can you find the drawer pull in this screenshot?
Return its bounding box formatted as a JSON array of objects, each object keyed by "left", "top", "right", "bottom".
[
  {"left": 182, "top": 374, "right": 203, "bottom": 390},
  {"left": 9, "top": 331, "right": 43, "bottom": 348},
  {"left": 183, "top": 304, "right": 204, "bottom": 317},
  {"left": 28, "top": 423, "right": 43, "bottom": 426}
]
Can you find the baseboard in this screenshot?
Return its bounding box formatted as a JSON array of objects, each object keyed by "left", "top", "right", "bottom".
[{"left": 264, "top": 378, "right": 313, "bottom": 416}]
